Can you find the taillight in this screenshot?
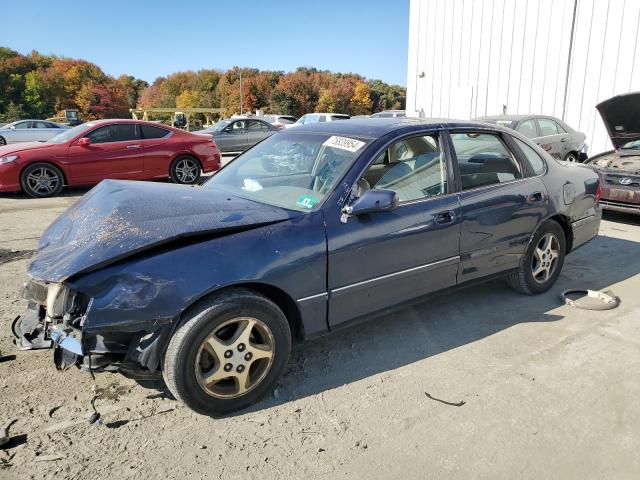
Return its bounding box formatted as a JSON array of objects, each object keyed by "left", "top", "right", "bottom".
[
  {"left": 595, "top": 180, "right": 602, "bottom": 204},
  {"left": 274, "top": 123, "right": 284, "bottom": 130}
]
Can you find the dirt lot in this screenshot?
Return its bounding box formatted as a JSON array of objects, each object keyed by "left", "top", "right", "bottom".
[{"left": 1, "top": 188, "right": 640, "bottom": 480}]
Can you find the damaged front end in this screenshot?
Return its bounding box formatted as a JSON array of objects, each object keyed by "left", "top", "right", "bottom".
[
  {"left": 14, "top": 276, "right": 172, "bottom": 378},
  {"left": 14, "top": 280, "right": 90, "bottom": 371}
]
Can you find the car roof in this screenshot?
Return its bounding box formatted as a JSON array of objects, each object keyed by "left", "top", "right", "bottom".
[
  {"left": 289, "top": 117, "right": 496, "bottom": 138},
  {"left": 476, "top": 115, "right": 529, "bottom": 122}
]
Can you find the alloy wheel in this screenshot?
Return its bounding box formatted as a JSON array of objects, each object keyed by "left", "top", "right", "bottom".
[
  {"left": 175, "top": 158, "right": 199, "bottom": 183},
  {"left": 531, "top": 232, "right": 560, "bottom": 284},
  {"left": 26, "top": 167, "right": 60, "bottom": 196},
  {"left": 565, "top": 153, "right": 577, "bottom": 163},
  {"left": 195, "top": 317, "right": 275, "bottom": 399}
]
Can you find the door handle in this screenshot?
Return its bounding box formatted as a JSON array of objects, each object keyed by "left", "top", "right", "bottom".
[
  {"left": 560, "top": 137, "right": 567, "bottom": 142},
  {"left": 527, "top": 191, "right": 544, "bottom": 203},
  {"left": 126, "top": 144, "right": 141, "bottom": 149},
  {"left": 434, "top": 210, "right": 456, "bottom": 224}
]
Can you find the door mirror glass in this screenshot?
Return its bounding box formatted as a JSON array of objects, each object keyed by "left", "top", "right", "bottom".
[
  {"left": 78, "top": 137, "right": 91, "bottom": 147},
  {"left": 345, "top": 189, "right": 398, "bottom": 216}
]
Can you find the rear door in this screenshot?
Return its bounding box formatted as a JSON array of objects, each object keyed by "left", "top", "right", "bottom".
[
  {"left": 448, "top": 130, "right": 548, "bottom": 283},
  {"left": 246, "top": 119, "right": 274, "bottom": 148},
  {"left": 535, "top": 118, "right": 565, "bottom": 160},
  {"left": 67, "top": 123, "right": 145, "bottom": 184},
  {"left": 138, "top": 123, "right": 173, "bottom": 178},
  {"left": 326, "top": 131, "right": 461, "bottom": 327}
]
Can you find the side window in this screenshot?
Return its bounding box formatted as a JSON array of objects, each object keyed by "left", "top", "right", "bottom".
[
  {"left": 361, "top": 134, "right": 447, "bottom": 202},
  {"left": 516, "top": 120, "right": 537, "bottom": 139},
  {"left": 231, "top": 120, "right": 246, "bottom": 131},
  {"left": 33, "top": 121, "right": 49, "bottom": 129},
  {"left": 513, "top": 137, "right": 546, "bottom": 175},
  {"left": 450, "top": 132, "right": 522, "bottom": 190},
  {"left": 141, "top": 124, "right": 170, "bottom": 139},
  {"left": 317, "top": 116, "right": 326, "bottom": 123},
  {"left": 14, "top": 121, "right": 30, "bottom": 129},
  {"left": 247, "top": 120, "right": 269, "bottom": 131},
  {"left": 86, "top": 124, "right": 138, "bottom": 144},
  {"left": 538, "top": 118, "right": 559, "bottom": 136},
  {"left": 554, "top": 121, "right": 566, "bottom": 134}
]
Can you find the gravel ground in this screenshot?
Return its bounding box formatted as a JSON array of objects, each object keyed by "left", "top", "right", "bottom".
[{"left": 1, "top": 188, "right": 640, "bottom": 480}]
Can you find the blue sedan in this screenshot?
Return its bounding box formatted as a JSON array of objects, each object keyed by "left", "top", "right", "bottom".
[{"left": 14, "top": 118, "right": 602, "bottom": 415}]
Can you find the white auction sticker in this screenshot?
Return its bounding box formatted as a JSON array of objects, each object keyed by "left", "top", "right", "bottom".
[{"left": 323, "top": 136, "right": 365, "bottom": 153}]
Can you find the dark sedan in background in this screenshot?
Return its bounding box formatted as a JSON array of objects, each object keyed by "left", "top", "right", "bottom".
[
  {"left": 587, "top": 92, "right": 640, "bottom": 215},
  {"left": 14, "top": 118, "right": 601, "bottom": 416},
  {"left": 195, "top": 117, "right": 278, "bottom": 154},
  {"left": 476, "top": 114, "right": 587, "bottom": 163}
]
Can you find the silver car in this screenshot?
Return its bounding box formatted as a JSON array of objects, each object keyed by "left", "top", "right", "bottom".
[{"left": 0, "top": 120, "right": 70, "bottom": 145}]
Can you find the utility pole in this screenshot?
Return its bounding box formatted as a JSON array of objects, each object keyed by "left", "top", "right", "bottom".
[{"left": 239, "top": 70, "right": 243, "bottom": 115}]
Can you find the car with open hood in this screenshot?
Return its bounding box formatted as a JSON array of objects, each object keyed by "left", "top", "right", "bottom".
[
  {"left": 586, "top": 92, "right": 640, "bottom": 215},
  {"left": 13, "top": 118, "right": 601, "bottom": 416},
  {"left": 0, "top": 119, "right": 221, "bottom": 197}
]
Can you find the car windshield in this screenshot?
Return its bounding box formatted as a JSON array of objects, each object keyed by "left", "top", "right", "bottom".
[
  {"left": 204, "top": 132, "right": 370, "bottom": 212},
  {"left": 46, "top": 122, "right": 95, "bottom": 143}
]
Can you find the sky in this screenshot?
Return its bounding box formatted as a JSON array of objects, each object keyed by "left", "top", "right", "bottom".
[{"left": 1, "top": 0, "right": 409, "bottom": 86}]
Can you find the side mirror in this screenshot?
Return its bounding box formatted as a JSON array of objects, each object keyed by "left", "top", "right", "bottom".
[
  {"left": 78, "top": 137, "right": 91, "bottom": 147},
  {"left": 341, "top": 189, "right": 398, "bottom": 221},
  {"left": 9, "top": 125, "right": 15, "bottom": 130}
]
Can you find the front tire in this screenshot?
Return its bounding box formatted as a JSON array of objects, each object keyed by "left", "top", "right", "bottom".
[
  {"left": 507, "top": 219, "right": 566, "bottom": 294},
  {"left": 20, "top": 162, "right": 64, "bottom": 198},
  {"left": 170, "top": 155, "right": 201, "bottom": 184},
  {"left": 163, "top": 289, "right": 291, "bottom": 416}
]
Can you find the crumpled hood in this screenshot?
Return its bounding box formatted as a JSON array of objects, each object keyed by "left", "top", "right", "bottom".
[
  {"left": 597, "top": 92, "right": 640, "bottom": 150},
  {"left": 0, "top": 141, "right": 54, "bottom": 155},
  {"left": 29, "top": 179, "right": 299, "bottom": 282}
]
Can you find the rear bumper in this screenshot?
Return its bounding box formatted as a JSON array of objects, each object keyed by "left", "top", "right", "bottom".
[
  {"left": 571, "top": 207, "right": 602, "bottom": 251},
  {"left": 599, "top": 199, "right": 640, "bottom": 215}
]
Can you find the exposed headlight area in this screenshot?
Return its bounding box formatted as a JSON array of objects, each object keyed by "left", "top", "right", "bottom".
[
  {"left": 0, "top": 155, "right": 18, "bottom": 164},
  {"left": 43, "top": 282, "right": 91, "bottom": 328}
]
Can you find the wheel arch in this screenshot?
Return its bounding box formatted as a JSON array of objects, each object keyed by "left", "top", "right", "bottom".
[
  {"left": 20, "top": 160, "right": 68, "bottom": 186},
  {"left": 544, "top": 213, "right": 573, "bottom": 253},
  {"left": 171, "top": 152, "right": 203, "bottom": 170},
  {"left": 176, "top": 282, "right": 304, "bottom": 342}
]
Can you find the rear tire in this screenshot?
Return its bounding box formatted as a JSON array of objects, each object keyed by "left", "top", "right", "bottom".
[
  {"left": 163, "top": 289, "right": 291, "bottom": 416},
  {"left": 170, "top": 155, "right": 201, "bottom": 184},
  {"left": 507, "top": 219, "right": 566, "bottom": 295},
  {"left": 0, "top": 136, "right": 6, "bottom": 146},
  {"left": 20, "top": 162, "right": 64, "bottom": 198}
]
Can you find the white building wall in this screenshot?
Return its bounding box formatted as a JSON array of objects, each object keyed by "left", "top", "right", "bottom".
[{"left": 406, "top": 0, "right": 640, "bottom": 155}]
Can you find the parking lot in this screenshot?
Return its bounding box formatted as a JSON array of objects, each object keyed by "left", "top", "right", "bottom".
[{"left": 0, "top": 189, "right": 638, "bottom": 479}]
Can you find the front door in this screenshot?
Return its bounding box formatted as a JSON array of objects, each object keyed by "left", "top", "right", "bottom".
[
  {"left": 67, "top": 123, "right": 145, "bottom": 184},
  {"left": 326, "top": 131, "right": 461, "bottom": 327},
  {"left": 448, "top": 130, "right": 548, "bottom": 283},
  {"left": 215, "top": 120, "right": 248, "bottom": 153}
]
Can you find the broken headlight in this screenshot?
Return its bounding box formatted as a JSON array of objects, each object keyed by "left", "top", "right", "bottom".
[{"left": 45, "top": 283, "right": 91, "bottom": 328}]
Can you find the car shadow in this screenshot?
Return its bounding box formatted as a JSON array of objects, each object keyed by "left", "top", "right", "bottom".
[
  {"left": 229, "top": 232, "right": 640, "bottom": 416},
  {"left": 602, "top": 210, "right": 640, "bottom": 226}
]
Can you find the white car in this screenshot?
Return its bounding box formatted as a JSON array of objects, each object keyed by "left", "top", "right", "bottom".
[
  {"left": 0, "top": 120, "right": 70, "bottom": 145},
  {"left": 290, "top": 113, "right": 350, "bottom": 127}
]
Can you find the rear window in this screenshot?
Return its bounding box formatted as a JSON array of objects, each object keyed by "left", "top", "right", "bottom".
[{"left": 141, "top": 124, "right": 170, "bottom": 139}]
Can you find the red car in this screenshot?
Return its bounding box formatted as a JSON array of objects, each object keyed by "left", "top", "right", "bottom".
[{"left": 0, "top": 119, "right": 221, "bottom": 197}]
